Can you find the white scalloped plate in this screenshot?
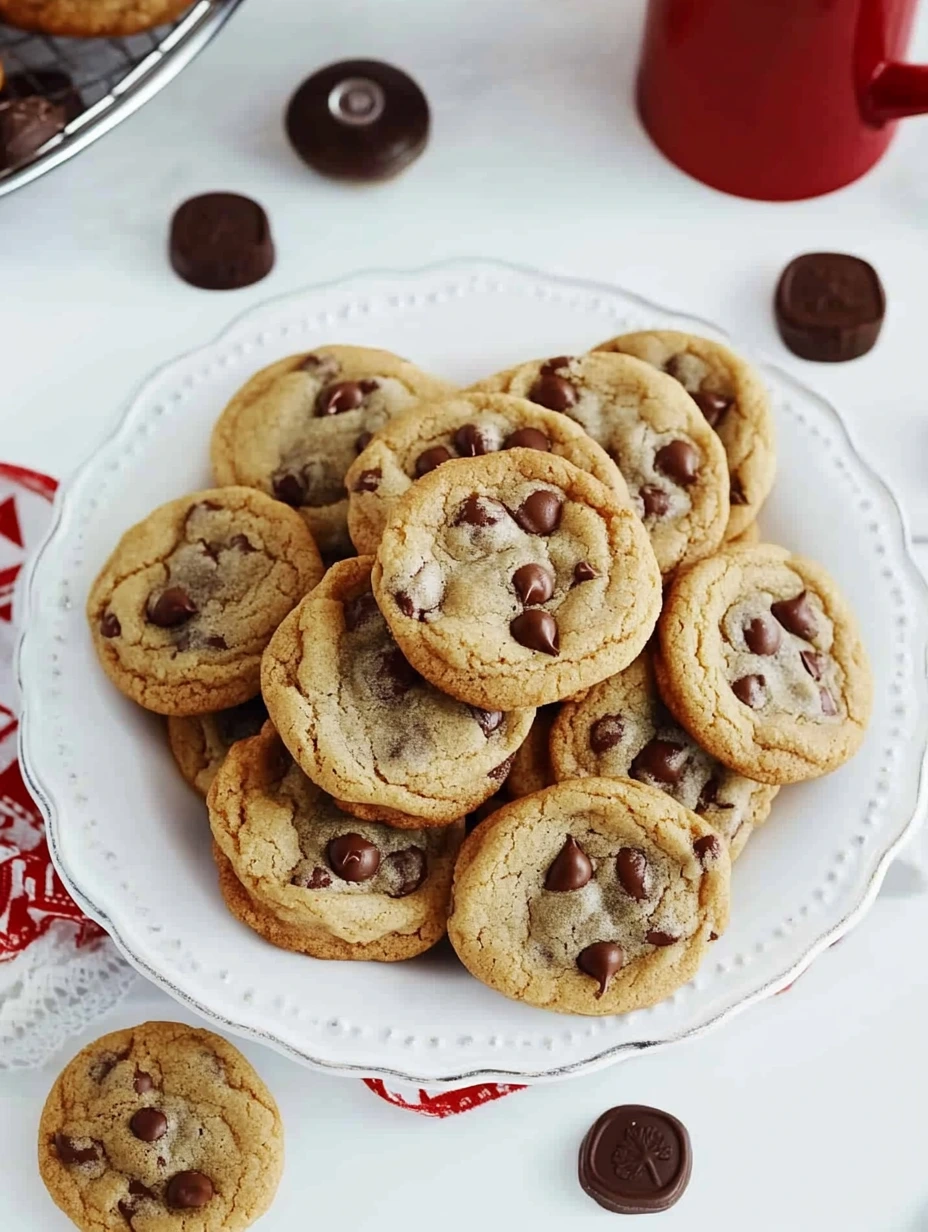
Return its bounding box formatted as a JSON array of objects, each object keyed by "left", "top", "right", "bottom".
[{"left": 17, "top": 260, "right": 928, "bottom": 1086}]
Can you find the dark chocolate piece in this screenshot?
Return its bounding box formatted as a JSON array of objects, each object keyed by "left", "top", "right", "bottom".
[
  {"left": 775, "top": 252, "right": 885, "bottom": 362},
  {"left": 1, "top": 71, "right": 83, "bottom": 122},
  {"left": 578, "top": 1104, "right": 693, "bottom": 1214},
  {"left": 169, "top": 193, "right": 274, "bottom": 291},
  {"left": 544, "top": 836, "right": 593, "bottom": 892},
  {"left": 0, "top": 96, "right": 65, "bottom": 169}
]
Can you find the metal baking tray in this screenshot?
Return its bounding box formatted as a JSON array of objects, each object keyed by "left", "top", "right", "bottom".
[{"left": 0, "top": 0, "right": 244, "bottom": 198}]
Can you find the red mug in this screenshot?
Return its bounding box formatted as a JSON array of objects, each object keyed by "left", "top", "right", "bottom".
[{"left": 638, "top": 0, "right": 928, "bottom": 200}]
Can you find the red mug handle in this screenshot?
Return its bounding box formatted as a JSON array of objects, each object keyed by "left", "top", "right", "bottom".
[{"left": 866, "top": 60, "right": 928, "bottom": 121}]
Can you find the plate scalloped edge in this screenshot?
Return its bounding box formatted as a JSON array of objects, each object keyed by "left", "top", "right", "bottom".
[{"left": 15, "top": 258, "right": 928, "bottom": 1087}]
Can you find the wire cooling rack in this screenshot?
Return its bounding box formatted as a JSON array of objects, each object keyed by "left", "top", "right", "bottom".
[{"left": 0, "top": 0, "right": 244, "bottom": 198}]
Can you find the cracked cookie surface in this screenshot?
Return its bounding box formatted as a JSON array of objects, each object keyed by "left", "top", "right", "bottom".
[
  {"left": 593, "top": 330, "right": 775, "bottom": 541},
  {"left": 656, "top": 543, "right": 872, "bottom": 783},
  {"left": 208, "top": 723, "right": 463, "bottom": 959},
  {"left": 447, "top": 777, "right": 730, "bottom": 1015},
  {"left": 88, "top": 487, "right": 322, "bottom": 716},
  {"left": 38, "top": 1020, "right": 283, "bottom": 1232},
  {"left": 211, "top": 345, "right": 455, "bottom": 556},
  {"left": 470, "top": 351, "right": 729, "bottom": 577},
  {"left": 262, "top": 555, "right": 533, "bottom": 824},
  {"left": 372, "top": 451, "right": 662, "bottom": 710},
  {"left": 167, "top": 696, "right": 268, "bottom": 796},
  {"left": 344, "top": 391, "right": 629, "bottom": 554},
  {"left": 550, "top": 652, "right": 778, "bottom": 860}
]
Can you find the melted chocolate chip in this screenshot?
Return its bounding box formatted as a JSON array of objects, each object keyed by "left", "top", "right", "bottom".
[
  {"left": 732, "top": 674, "right": 766, "bottom": 708},
  {"left": 544, "top": 836, "right": 593, "bottom": 891},
  {"left": 573, "top": 561, "right": 597, "bottom": 584},
  {"left": 100, "top": 611, "right": 121, "bottom": 638},
  {"left": 590, "top": 714, "right": 624, "bottom": 753},
  {"left": 327, "top": 833, "right": 382, "bottom": 882},
  {"left": 130, "top": 1108, "right": 167, "bottom": 1142},
  {"left": 205, "top": 635, "right": 228, "bottom": 651},
  {"left": 646, "top": 930, "right": 679, "bottom": 947},
  {"left": 640, "top": 485, "right": 672, "bottom": 519},
  {"left": 693, "top": 833, "right": 721, "bottom": 863},
  {"left": 355, "top": 431, "right": 373, "bottom": 453},
  {"left": 272, "top": 469, "right": 307, "bottom": 507},
  {"left": 148, "top": 587, "right": 197, "bottom": 628},
  {"left": 133, "top": 1070, "right": 154, "bottom": 1095},
  {"left": 415, "top": 445, "right": 452, "bottom": 476},
  {"left": 577, "top": 941, "right": 625, "bottom": 997},
  {"left": 800, "top": 649, "right": 827, "bottom": 679},
  {"left": 292, "top": 866, "right": 333, "bottom": 889},
  {"left": 692, "top": 390, "right": 732, "bottom": 428},
  {"left": 343, "top": 591, "right": 380, "bottom": 631},
  {"left": 454, "top": 423, "right": 490, "bottom": 456},
  {"left": 504, "top": 426, "right": 550, "bottom": 452},
  {"left": 316, "top": 380, "right": 371, "bottom": 415},
  {"left": 471, "top": 707, "right": 504, "bottom": 736},
  {"left": 513, "top": 490, "right": 563, "bottom": 535},
  {"left": 510, "top": 610, "right": 559, "bottom": 655},
  {"left": 771, "top": 591, "right": 818, "bottom": 640},
  {"left": 455, "top": 494, "right": 508, "bottom": 527},
  {"left": 54, "top": 1134, "right": 102, "bottom": 1166},
  {"left": 512, "top": 562, "right": 554, "bottom": 605},
  {"left": 631, "top": 739, "right": 688, "bottom": 785},
  {"left": 696, "top": 777, "right": 732, "bottom": 814},
  {"left": 655, "top": 439, "right": 700, "bottom": 486},
  {"left": 383, "top": 846, "right": 427, "bottom": 897},
  {"left": 352, "top": 467, "right": 381, "bottom": 492},
  {"left": 744, "top": 615, "right": 781, "bottom": 656},
  {"left": 118, "top": 1180, "right": 155, "bottom": 1221},
  {"left": 395, "top": 591, "right": 427, "bottom": 621},
  {"left": 820, "top": 687, "right": 838, "bottom": 716},
  {"left": 488, "top": 755, "right": 515, "bottom": 783},
  {"left": 166, "top": 1171, "right": 214, "bottom": 1209},
  {"left": 616, "top": 847, "right": 648, "bottom": 900},
  {"left": 529, "top": 373, "right": 578, "bottom": 412},
  {"left": 376, "top": 647, "right": 421, "bottom": 697}
]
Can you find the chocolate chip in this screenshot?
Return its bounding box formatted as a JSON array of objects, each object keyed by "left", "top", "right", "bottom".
[
  {"left": 646, "top": 930, "right": 679, "bottom": 946},
  {"left": 529, "top": 373, "right": 578, "bottom": 412},
  {"left": 395, "top": 591, "right": 428, "bottom": 621},
  {"left": 771, "top": 591, "right": 818, "bottom": 640},
  {"left": 376, "top": 647, "right": 421, "bottom": 697},
  {"left": 383, "top": 846, "right": 427, "bottom": 897},
  {"left": 454, "top": 423, "right": 490, "bottom": 456},
  {"left": 327, "top": 833, "right": 382, "bottom": 881},
  {"left": 655, "top": 439, "right": 700, "bottom": 486},
  {"left": 292, "top": 866, "right": 332, "bottom": 889},
  {"left": 455, "top": 494, "right": 508, "bottom": 527},
  {"left": 415, "top": 445, "right": 452, "bottom": 476},
  {"left": 801, "top": 649, "right": 827, "bottom": 679},
  {"left": 693, "top": 833, "right": 721, "bottom": 863},
  {"left": 228, "top": 534, "right": 254, "bottom": 553},
  {"left": 640, "top": 485, "right": 672, "bottom": 519},
  {"left": 299, "top": 353, "right": 340, "bottom": 378},
  {"left": 576, "top": 941, "right": 624, "bottom": 997},
  {"left": 513, "top": 490, "right": 563, "bottom": 535},
  {"left": 355, "top": 431, "right": 373, "bottom": 453},
  {"left": 775, "top": 252, "right": 885, "bottom": 362},
  {"left": 692, "top": 390, "right": 732, "bottom": 428},
  {"left": 504, "top": 426, "right": 551, "bottom": 452},
  {"left": 578, "top": 1104, "right": 693, "bottom": 1214},
  {"left": 631, "top": 739, "right": 688, "bottom": 785},
  {"left": 820, "top": 687, "right": 838, "bottom": 716},
  {"left": 544, "top": 836, "right": 593, "bottom": 891},
  {"left": 148, "top": 587, "right": 197, "bottom": 628},
  {"left": 488, "top": 755, "right": 515, "bottom": 783},
  {"left": 343, "top": 591, "right": 380, "bottom": 630},
  {"left": 696, "top": 777, "right": 732, "bottom": 814},
  {"left": 732, "top": 674, "right": 766, "bottom": 708},
  {"left": 272, "top": 470, "right": 307, "bottom": 506},
  {"left": 573, "top": 561, "right": 597, "bottom": 585},
  {"left": 54, "top": 1134, "right": 102, "bottom": 1166},
  {"left": 205, "top": 635, "right": 227, "bottom": 651},
  {"left": 510, "top": 610, "right": 559, "bottom": 655},
  {"left": 133, "top": 1070, "right": 154, "bottom": 1094},
  {"left": 100, "top": 611, "right": 121, "bottom": 638},
  {"left": 118, "top": 1180, "right": 155, "bottom": 1221},
  {"left": 512, "top": 562, "right": 554, "bottom": 605},
  {"left": 540, "top": 355, "right": 574, "bottom": 375},
  {"left": 129, "top": 1108, "right": 167, "bottom": 1142},
  {"left": 616, "top": 847, "right": 648, "bottom": 900},
  {"left": 590, "top": 714, "right": 624, "bottom": 753},
  {"left": 316, "top": 380, "right": 368, "bottom": 416},
  {"left": 166, "top": 1171, "right": 214, "bottom": 1209},
  {"left": 471, "top": 707, "right": 504, "bottom": 736},
  {"left": 729, "top": 477, "right": 748, "bottom": 504},
  {"left": 352, "top": 467, "right": 381, "bottom": 492},
  {"left": 169, "top": 193, "right": 274, "bottom": 291},
  {"left": 743, "top": 615, "right": 781, "bottom": 655},
  {"left": 709, "top": 931, "right": 719, "bottom": 941},
  {"left": 89, "top": 1049, "right": 129, "bottom": 1082}
]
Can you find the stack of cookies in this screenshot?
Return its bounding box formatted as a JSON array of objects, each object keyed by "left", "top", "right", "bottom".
[{"left": 87, "top": 334, "right": 873, "bottom": 1017}]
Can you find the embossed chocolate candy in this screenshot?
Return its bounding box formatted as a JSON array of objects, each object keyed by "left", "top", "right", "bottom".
[
  {"left": 169, "top": 193, "right": 275, "bottom": 291},
  {"left": 775, "top": 252, "right": 885, "bottom": 362},
  {"left": 579, "top": 1104, "right": 692, "bottom": 1214}
]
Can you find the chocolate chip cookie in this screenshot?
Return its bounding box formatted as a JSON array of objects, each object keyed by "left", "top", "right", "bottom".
[
  {"left": 344, "top": 391, "right": 629, "bottom": 554},
  {"left": 0, "top": 0, "right": 193, "bottom": 34},
  {"left": 447, "top": 777, "right": 730, "bottom": 1015},
  {"left": 470, "top": 351, "right": 729, "bottom": 577},
  {"left": 550, "top": 652, "right": 778, "bottom": 859},
  {"left": 208, "top": 724, "right": 463, "bottom": 959},
  {"left": 211, "top": 345, "right": 454, "bottom": 555},
  {"left": 593, "top": 331, "right": 775, "bottom": 541},
  {"left": 38, "top": 1021, "right": 283, "bottom": 1232},
  {"left": 656, "top": 544, "right": 872, "bottom": 783},
  {"left": 262, "top": 555, "right": 534, "bottom": 824},
  {"left": 167, "top": 696, "right": 268, "bottom": 796},
  {"left": 505, "top": 704, "right": 559, "bottom": 799},
  {"left": 87, "top": 487, "right": 322, "bottom": 716},
  {"left": 372, "top": 450, "right": 661, "bottom": 709}
]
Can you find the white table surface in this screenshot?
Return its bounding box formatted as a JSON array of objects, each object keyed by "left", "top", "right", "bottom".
[{"left": 4, "top": 1, "right": 928, "bottom": 1228}]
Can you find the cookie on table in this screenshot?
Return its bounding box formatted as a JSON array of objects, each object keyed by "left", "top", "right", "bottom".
[
  {"left": 372, "top": 451, "right": 661, "bottom": 710},
  {"left": 87, "top": 487, "right": 322, "bottom": 716},
  {"left": 38, "top": 1021, "right": 283, "bottom": 1232},
  {"left": 167, "top": 695, "right": 267, "bottom": 796},
  {"left": 262, "top": 555, "right": 533, "bottom": 825},
  {"left": 208, "top": 723, "right": 463, "bottom": 960},
  {"left": 470, "top": 351, "right": 729, "bottom": 578},
  {"left": 593, "top": 330, "right": 775, "bottom": 541},
  {"left": 550, "top": 652, "right": 778, "bottom": 859},
  {"left": 0, "top": 0, "right": 193, "bottom": 35},
  {"left": 344, "top": 391, "right": 629, "bottom": 554},
  {"left": 211, "top": 345, "right": 454, "bottom": 556},
  {"left": 505, "top": 704, "right": 558, "bottom": 799},
  {"left": 448, "top": 777, "right": 730, "bottom": 1015},
  {"left": 656, "top": 543, "right": 872, "bottom": 783}
]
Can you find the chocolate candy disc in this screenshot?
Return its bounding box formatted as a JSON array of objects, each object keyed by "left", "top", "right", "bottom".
[
  {"left": 169, "top": 193, "right": 275, "bottom": 291},
  {"left": 578, "top": 1104, "right": 693, "bottom": 1214},
  {"left": 775, "top": 252, "right": 885, "bottom": 362},
  {"left": 286, "top": 60, "right": 429, "bottom": 181}
]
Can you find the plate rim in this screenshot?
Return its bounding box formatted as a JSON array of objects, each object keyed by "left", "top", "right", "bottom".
[{"left": 16, "top": 257, "right": 928, "bottom": 1086}]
